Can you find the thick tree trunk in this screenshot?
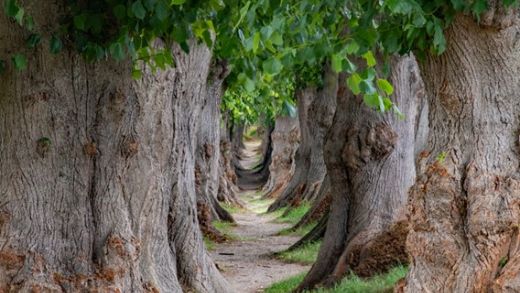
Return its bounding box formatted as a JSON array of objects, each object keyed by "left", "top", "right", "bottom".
[
  {"left": 297, "top": 56, "right": 424, "bottom": 291},
  {"left": 195, "top": 62, "right": 234, "bottom": 243},
  {"left": 292, "top": 175, "right": 332, "bottom": 231},
  {"left": 0, "top": 6, "right": 227, "bottom": 292},
  {"left": 268, "top": 68, "right": 337, "bottom": 212},
  {"left": 217, "top": 120, "right": 244, "bottom": 206},
  {"left": 262, "top": 116, "right": 300, "bottom": 198},
  {"left": 404, "top": 14, "right": 520, "bottom": 293}
]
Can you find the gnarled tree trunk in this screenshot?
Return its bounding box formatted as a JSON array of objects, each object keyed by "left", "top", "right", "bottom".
[
  {"left": 297, "top": 55, "right": 425, "bottom": 291},
  {"left": 217, "top": 117, "right": 244, "bottom": 207},
  {"left": 268, "top": 68, "right": 337, "bottom": 212},
  {"left": 0, "top": 5, "right": 227, "bottom": 292},
  {"left": 195, "top": 61, "right": 234, "bottom": 243},
  {"left": 404, "top": 13, "right": 520, "bottom": 293},
  {"left": 262, "top": 116, "right": 300, "bottom": 198}
]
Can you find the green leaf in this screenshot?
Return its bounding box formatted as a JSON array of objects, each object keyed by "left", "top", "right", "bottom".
[
  {"left": 363, "top": 93, "right": 379, "bottom": 108},
  {"left": 362, "top": 51, "right": 376, "bottom": 67},
  {"left": 360, "top": 80, "right": 376, "bottom": 95},
  {"left": 472, "top": 0, "right": 488, "bottom": 18},
  {"left": 12, "top": 54, "right": 27, "bottom": 70},
  {"left": 377, "top": 78, "right": 394, "bottom": 95},
  {"left": 24, "top": 15, "right": 34, "bottom": 30},
  {"left": 131, "top": 1, "right": 146, "bottom": 19},
  {"left": 132, "top": 68, "right": 143, "bottom": 79},
  {"left": 244, "top": 77, "right": 255, "bottom": 92},
  {"left": 171, "top": 0, "right": 186, "bottom": 4},
  {"left": 346, "top": 73, "right": 362, "bottom": 95},
  {"left": 270, "top": 31, "right": 283, "bottom": 46},
  {"left": 109, "top": 42, "right": 125, "bottom": 60},
  {"left": 113, "top": 4, "right": 127, "bottom": 19},
  {"left": 4, "top": 0, "right": 18, "bottom": 17},
  {"left": 263, "top": 57, "right": 283, "bottom": 75},
  {"left": 252, "top": 32, "right": 261, "bottom": 53},
  {"left": 155, "top": 1, "right": 169, "bottom": 21},
  {"left": 73, "top": 14, "right": 88, "bottom": 31},
  {"left": 331, "top": 54, "right": 343, "bottom": 73},
  {"left": 433, "top": 20, "right": 446, "bottom": 54},
  {"left": 14, "top": 6, "right": 23, "bottom": 25},
  {"left": 345, "top": 41, "right": 359, "bottom": 54},
  {"left": 26, "top": 33, "right": 41, "bottom": 48},
  {"left": 386, "top": 0, "right": 414, "bottom": 14},
  {"left": 50, "top": 35, "right": 63, "bottom": 54}
]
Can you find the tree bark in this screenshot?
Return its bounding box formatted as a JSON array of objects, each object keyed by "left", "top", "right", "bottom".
[
  {"left": 0, "top": 5, "right": 227, "bottom": 292},
  {"left": 262, "top": 116, "right": 300, "bottom": 198},
  {"left": 217, "top": 118, "right": 244, "bottom": 207},
  {"left": 267, "top": 68, "right": 337, "bottom": 212},
  {"left": 195, "top": 60, "right": 234, "bottom": 227},
  {"left": 297, "top": 55, "right": 424, "bottom": 291},
  {"left": 404, "top": 13, "right": 520, "bottom": 293}
]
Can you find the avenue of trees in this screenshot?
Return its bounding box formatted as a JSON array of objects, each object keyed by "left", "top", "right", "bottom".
[{"left": 1, "top": 0, "right": 519, "bottom": 292}]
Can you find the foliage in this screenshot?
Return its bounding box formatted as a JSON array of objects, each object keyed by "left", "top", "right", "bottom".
[
  {"left": 2, "top": 0, "right": 519, "bottom": 122},
  {"left": 277, "top": 241, "right": 321, "bottom": 265},
  {"left": 265, "top": 266, "right": 408, "bottom": 293}
]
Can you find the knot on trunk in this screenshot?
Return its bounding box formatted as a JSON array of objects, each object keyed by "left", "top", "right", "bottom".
[
  {"left": 342, "top": 123, "right": 397, "bottom": 170},
  {"left": 84, "top": 141, "right": 97, "bottom": 157},
  {"left": 204, "top": 143, "right": 214, "bottom": 160},
  {"left": 121, "top": 136, "right": 139, "bottom": 158},
  {"left": 104, "top": 234, "right": 141, "bottom": 263},
  {"left": 36, "top": 137, "right": 52, "bottom": 158}
]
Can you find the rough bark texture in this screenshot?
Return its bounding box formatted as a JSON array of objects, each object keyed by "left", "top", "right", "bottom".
[
  {"left": 195, "top": 61, "right": 234, "bottom": 229},
  {"left": 217, "top": 122, "right": 244, "bottom": 207},
  {"left": 404, "top": 13, "right": 520, "bottom": 293},
  {"left": 292, "top": 176, "right": 332, "bottom": 231},
  {"left": 262, "top": 117, "right": 300, "bottom": 198},
  {"left": 268, "top": 71, "right": 337, "bottom": 212},
  {"left": 297, "top": 56, "right": 424, "bottom": 291},
  {"left": 0, "top": 5, "right": 227, "bottom": 292}
]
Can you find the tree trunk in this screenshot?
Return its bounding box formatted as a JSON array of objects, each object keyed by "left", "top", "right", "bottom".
[
  {"left": 195, "top": 61, "right": 234, "bottom": 244},
  {"left": 217, "top": 118, "right": 244, "bottom": 207},
  {"left": 262, "top": 116, "right": 300, "bottom": 198},
  {"left": 404, "top": 13, "right": 520, "bottom": 293},
  {"left": 297, "top": 55, "right": 424, "bottom": 291},
  {"left": 292, "top": 175, "right": 332, "bottom": 231},
  {"left": 268, "top": 67, "right": 337, "bottom": 212},
  {"left": 0, "top": 6, "right": 227, "bottom": 292}
]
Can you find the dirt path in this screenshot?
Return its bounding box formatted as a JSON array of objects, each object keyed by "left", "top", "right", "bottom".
[
  {"left": 211, "top": 192, "right": 309, "bottom": 293},
  {"left": 211, "top": 138, "right": 309, "bottom": 293}
]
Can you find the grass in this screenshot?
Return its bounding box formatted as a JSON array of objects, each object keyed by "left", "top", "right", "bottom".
[
  {"left": 277, "top": 241, "right": 321, "bottom": 265},
  {"left": 203, "top": 236, "right": 216, "bottom": 251},
  {"left": 265, "top": 266, "right": 408, "bottom": 293},
  {"left": 278, "top": 222, "right": 316, "bottom": 237},
  {"left": 273, "top": 202, "right": 311, "bottom": 225},
  {"left": 265, "top": 272, "right": 307, "bottom": 293},
  {"left": 213, "top": 220, "right": 238, "bottom": 239},
  {"left": 221, "top": 202, "right": 247, "bottom": 214}
]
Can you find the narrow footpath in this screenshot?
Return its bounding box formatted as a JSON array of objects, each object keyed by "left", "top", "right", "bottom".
[{"left": 211, "top": 139, "right": 309, "bottom": 293}]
